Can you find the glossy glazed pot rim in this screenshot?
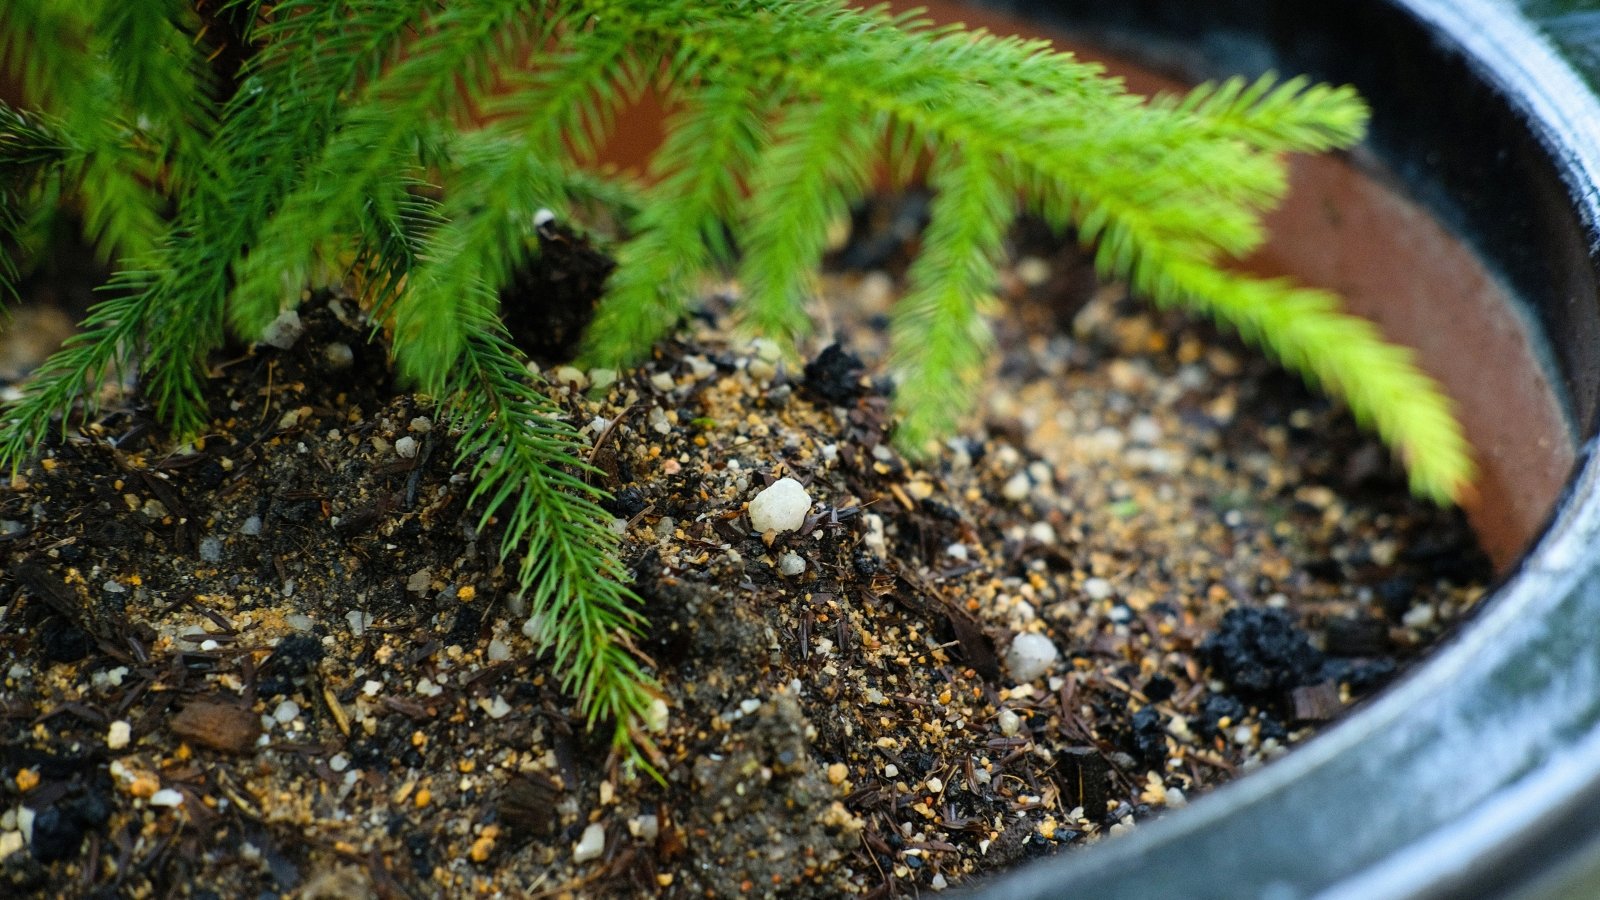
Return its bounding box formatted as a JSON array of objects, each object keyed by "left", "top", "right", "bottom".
[{"left": 976, "top": 1, "right": 1600, "bottom": 897}]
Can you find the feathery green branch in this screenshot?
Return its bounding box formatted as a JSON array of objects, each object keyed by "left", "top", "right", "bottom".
[
  {"left": 580, "top": 72, "right": 779, "bottom": 366},
  {"left": 444, "top": 311, "right": 657, "bottom": 760},
  {"left": 0, "top": 102, "right": 73, "bottom": 303},
  {"left": 890, "top": 146, "right": 1011, "bottom": 451},
  {"left": 737, "top": 99, "right": 880, "bottom": 348}
]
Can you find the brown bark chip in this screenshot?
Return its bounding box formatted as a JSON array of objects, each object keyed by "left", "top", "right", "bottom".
[{"left": 169, "top": 701, "right": 261, "bottom": 753}]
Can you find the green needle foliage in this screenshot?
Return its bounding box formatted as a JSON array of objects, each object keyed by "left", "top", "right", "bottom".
[{"left": 0, "top": 0, "right": 1473, "bottom": 763}]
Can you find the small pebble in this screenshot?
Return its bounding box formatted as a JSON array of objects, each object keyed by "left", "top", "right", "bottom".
[
  {"left": 1084, "top": 577, "right": 1113, "bottom": 601},
  {"left": 522, "top": 615, "right": 551, "bottom": 644},
  {"left": 260, "top": 309, "right": 304, "bottom": 349},
  {"left": 483, "top": 696, "right": 513, "bottom": 720},
  {"left": 751, "top": 338, "right": 783, "bottom": 362},
  {"left": 394, "top": 436, "right": 419, "bottom": 459},
  {"left": 148, "top": 789, "right": 184, "bottom": 808},
  {"left": 748, "top": 478, "right": 811, "bottom": 533},
  {"left": 1002, "top": 473, "right": 1032, "bottom": 502},
  {"left": 1128, "top": 415, "right": 1163, "bottom": 445},
  {"left": 198, "top": 536, "right": 224, "bottom": 563},
  {"left": 322, "top": 342, "right": 354, "bottom": 369},
  {"left": 648, "top": 407, "right": 672, "bottom": 435},
  {"left": 629, "top": 814, "right": 660, "bottom": 842},
  {"left": 107, "top": 720, "right": 132, "bottom": 750},
  {"left": 1005, "top": 632, "right": 1060, "bottom": 682},
  {"left": 997, "top": 709, "right": 1021, "bottom": 737},
  {"left": 407, "top": 568, "right": 432, "bottom": 594},
  {"left": 272, "top": 700, "right": 300, "bottom": 725},
  {"left": 1402, "top": 604, "right": 1437, "bottom": 629},
  {"left": 486, "top": 638, "right": 512, "bottom": 662},
  {"left": 330, "top": 754, "right": 350, "bottom": 773},
  {"left": 1015, "top": 256, "right": 1051, "bottom": 286},
  {"left": 573, "top": 822, "right": 606, "bottom": 863},
  {"left": 93, "top": 667, "right": 129, "bottom": 690},
  {"left": 552, "top": 365, "right": 588, "bottom": 389},
  {"left": 646, "top": 698, "right": 670, "bottom": 734},
  {"left": 240, "top": 515, "right": 263, "bottom": 536},
  {"left": 686, "top": 355, "right": 717, "bottom": 379},
  {"left": 778, "top": 551, "right": 807, "bottom": 576}
]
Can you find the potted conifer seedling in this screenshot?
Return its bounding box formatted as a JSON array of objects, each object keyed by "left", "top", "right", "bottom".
[{"left": 2, "top": 1, "right": 1566, "bottom": 896}]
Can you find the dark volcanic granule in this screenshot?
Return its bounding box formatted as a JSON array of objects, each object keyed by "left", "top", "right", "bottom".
[
  {"left": 802, "top": 343, "right": 866, "bottom": 405},
  {"left": 603, "top": 485, "right": 650, "bottom": 519},
  {"left": 1142, "top": 675, "right": 1176, "bottom": 703},
  {"left": 27, "top": 783, "right": 110, "bottom": 863},
  {"left": 261, "top": 633, "right": 325, "bottom": 678},
  {"left": 38, "top": 618, "right": 92, "bottom": 664},
  {"left": 1127, "top": 706, "right": 1168, "bottom": 769},
  {"left": 1197, "top": 694, "right": 1249, "bottom": 741},
  {"left": 1325, "top": 657, "right": 1401, "bottom": 693},
  {"left": 1202, "top": 607, "right": 1326, "bottom": 697}
]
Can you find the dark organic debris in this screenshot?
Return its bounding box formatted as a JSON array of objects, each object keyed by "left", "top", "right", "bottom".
[
  {"left": 803, "top": 344, "right": 867, "bottom": 406},
  {"left": 27, "top": 781, "right": 112, "bottom": 864},
  {"left": 1128, "top": 706, "right": 1168, "bottom": 768},
  {"left": 1201, "top": 606, "right": 1325, "bottom": 698},
  {"left": 1197, "top": 693, "right": 1248, "bottom": 741},
  {"left": 498, "top": 221, "right": 616, "bottom": 364}
]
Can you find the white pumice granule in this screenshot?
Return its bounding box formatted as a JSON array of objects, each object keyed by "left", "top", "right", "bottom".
[
  {"left": 748, "top": 477, "right": 811, "bottom": 533},
  {"left": 1004, "top": 632, "right": 1060, "bottom": 682}
]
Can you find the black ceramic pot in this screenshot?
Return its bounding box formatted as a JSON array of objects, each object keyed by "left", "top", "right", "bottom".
[{"left": 952, "top": 1, "right": 1600, "bottom": 897}]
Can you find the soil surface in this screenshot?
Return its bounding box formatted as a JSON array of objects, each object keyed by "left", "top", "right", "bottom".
[{"left": 0, "top": 212, "right": 1488, "bottom": 897}]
